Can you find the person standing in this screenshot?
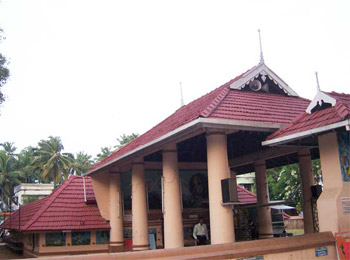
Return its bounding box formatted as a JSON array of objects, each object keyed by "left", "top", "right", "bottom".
[{"left": 193, "top": 218, "right": 209, "bottom": 245}]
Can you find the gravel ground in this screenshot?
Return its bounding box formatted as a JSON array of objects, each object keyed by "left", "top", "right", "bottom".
[{"left": 0, "top": 244, "right": 25, "bottom": 260}]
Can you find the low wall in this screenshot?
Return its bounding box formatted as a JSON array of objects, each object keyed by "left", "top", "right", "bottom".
[
  {"left": 284, "top": 216, "right": 304, "bottom": 230},
  {"left": 27, "top": 232, "right": 336, "bottom": 260}
]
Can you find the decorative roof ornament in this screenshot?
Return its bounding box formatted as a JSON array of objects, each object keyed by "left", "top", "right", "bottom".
[
  {"left": 305, "top": 73, "right": 336, "bottom": 114},
  {"left": 315, "top": 71, "right": 321, "bottom": 92},
  {"left": 258, "top": 29, "right": 264, "bottom": 64},
  {"left": 180, "top": 82, "right": 185, "bottom": 107},
  {"left": 229, "top": 62, "right": 299, "bottom": 97},
  {"left": 229, "top": 30, "right": 298, "bottom": 97}
]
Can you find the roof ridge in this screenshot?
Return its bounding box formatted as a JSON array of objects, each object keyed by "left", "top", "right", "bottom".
[
  {"left": 324, "top": 90, "right": 350, "bottom": 97},
  {"left": 200, "top": 85, "right": 230, "bottom": 118},
  {"left": 22, "top": 176, "right": 75, "bottom": 231}
]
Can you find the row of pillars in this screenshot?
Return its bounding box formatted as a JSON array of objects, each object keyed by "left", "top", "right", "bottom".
[{"left": 109, "top": 131, "right": 315, "bottom": 251}]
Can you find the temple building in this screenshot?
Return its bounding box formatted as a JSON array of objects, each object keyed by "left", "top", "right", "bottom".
[
  {"left": 1, "top": 60, "right": 349, "bottom": 259},
  {"left": 86, "top": 60, "right": 322, "bottom": 252}
]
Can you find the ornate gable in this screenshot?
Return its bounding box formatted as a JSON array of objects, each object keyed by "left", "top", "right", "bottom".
[
  {"left": 306, "top": 91, "right": 336, "bottom": 114},
  {"left": 230, "top": 62, "right": 298, "bottom": 97}
]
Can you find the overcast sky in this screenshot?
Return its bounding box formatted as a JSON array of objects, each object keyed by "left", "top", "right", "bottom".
[{"left": 0, "top": 0, "right": 349, "bottom": 157}]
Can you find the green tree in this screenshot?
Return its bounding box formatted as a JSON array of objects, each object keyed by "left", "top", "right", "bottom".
[
  {"left": 70, "top": 152, "right": 93, "bottom": 175},
  {"left": 115, "top": 133, "right": 139, "bottom": 150},
  {"left": 0, "top": 147, "right": 24, "bottom": 210},
  {"left": 32, "top": 136, "right": 73, "bottom": 186},
  {"left": 0, "top": 28, "right": 10, "bottom": 107},
  {"left": 267, "top": 163, "right": 302, "bottom": 210},
  {"left": 17, "top": 146, "right": 41, "bottom": 183},
  {"left": 312, "top": 159, "right": 322, "bottom": 183},
  {"left": 95, "top": 147, "right": 113, "bottom": 162},
  {"left": 0, "top": 142, "right": 16, "bottom": 156}
]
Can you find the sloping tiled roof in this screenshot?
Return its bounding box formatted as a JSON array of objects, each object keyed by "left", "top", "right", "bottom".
[
  {"left": 89, "top": 65, "right": 310, "bottom": 173},
  {"left": 237, "top": 185, "right": 290, "bottom": 219},
  {"left": 266, "top": 91, "right": 350, "bottom": 142},
  {"left": 237, "top": 185, "right": 257, "bottom": 204},
  {"left": 0, "top": 176, "right": 110, "bottom": 231}
]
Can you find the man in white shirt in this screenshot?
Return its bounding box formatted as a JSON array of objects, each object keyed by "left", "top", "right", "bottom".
[{"left": 193, "top": 218, "right": 209, "bottom": 245}]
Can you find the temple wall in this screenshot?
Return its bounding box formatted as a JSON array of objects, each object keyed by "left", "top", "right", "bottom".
[
  {"left": 23, "top": 231, "right": 109, "bottom": 258},
  {"left": 29, "top": 232, "right": 336, "bottom": 260},
  {"left": 318, "top": 132, "right": 350, "bottom": 233}
]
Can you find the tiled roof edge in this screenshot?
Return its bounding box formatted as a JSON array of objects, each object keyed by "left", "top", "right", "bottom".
[
  {"left": 88, "top": 80, "right": 235, "bottom": 172},
  {"left": 22, "top": 176, "right": 76, "bottom": 231},
  {"left": 0, "top": 197, "right": 47, "bottom": 230}
]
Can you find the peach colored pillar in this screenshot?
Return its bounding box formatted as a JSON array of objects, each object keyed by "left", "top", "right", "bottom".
[
  {"left": 298, "top": 149, "right": 315, "bottom": 234},
  {"left": 206, "top": 131, "right": 235, "bottom": 244},
  {"left": 254, "top": 160, "right": 273, "bottom": 239},
  {"left": 162, "top": 143, "right": 184, "bottom": 248},
  {"left": 318, "top": 132, "right": 350, "bottom": 233},
  {"left": 132, "top": 158, "right": 150, "bottom": 250},
  {"left": 109, "top": 171, "right": 124, "bottom": 252}
]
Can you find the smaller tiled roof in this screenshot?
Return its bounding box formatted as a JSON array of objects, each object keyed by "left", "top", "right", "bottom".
[
  {"left": 237, "top": 185, "right": 257, "bottom": 204},
  {"left": 265, "top": 91, "right": 350, "bottom": 144},
  {"left": 237, "top": 185, "right": 290, "bottom": 219},
  {"left": 0, "top": 176, "right": 110, "bottom": 232}
]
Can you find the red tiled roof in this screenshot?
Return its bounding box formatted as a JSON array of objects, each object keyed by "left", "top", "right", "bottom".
[
  {"left": 237, "top": 185, "right": 257, "bottom": 204},
  {"left": 208, "top": 91, "right": 309, "bottom": 124},
  {"left": 0, "top": 176, "right": 110, "bottom": 232},
  {"left": 266, "top": 91, "right": 350, "bottom": 141},
  {"left": 89, "top": 66, "right": 310, "bottom": 173},
  {"left": 237, "top": 185, "right": 290, "bottom": 219}
]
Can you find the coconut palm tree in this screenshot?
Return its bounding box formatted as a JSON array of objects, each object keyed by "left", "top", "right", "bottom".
[
  {"left": 95, "top": 147, "right": 113, "bottom": 162},
  {"left": 17, "top": 146, "right": 41, "bottom": 183},
  {"left": 0, "top": 142, "right": 16, "bottom": 156},
  {"left": 114, "top": 133, "right": 139, "bottom": 150},
  {"left": 70, "top": 152, "right": 93, "bottom": 176},
  {"left": 32, "top": 136, "right": 73, "bottom": 186},
  {"left": 0, "top": 150, "right": 24, "bottom": 210}
]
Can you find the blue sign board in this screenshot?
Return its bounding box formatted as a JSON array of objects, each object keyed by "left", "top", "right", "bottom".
[{"left": 315, "top": 247, "right": 328, "bottom": 257}]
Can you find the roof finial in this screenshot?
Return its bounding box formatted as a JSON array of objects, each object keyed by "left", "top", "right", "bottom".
[
  {"left": 180, "top": 82, "right": 185, "bottom": 107},
  {"left": 258, "top": 29, "right": 264, "bottom": 64},
  {"left": 315, "top": 71, "right": 321, "bottom": 92}
]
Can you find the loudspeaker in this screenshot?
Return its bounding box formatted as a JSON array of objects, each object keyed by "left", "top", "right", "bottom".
[
  {"left": 221, "top": 178, "right": 239, "bottom": 204},
  {"left": 311, "top": 184, "right": 322, "bottom": 200}
]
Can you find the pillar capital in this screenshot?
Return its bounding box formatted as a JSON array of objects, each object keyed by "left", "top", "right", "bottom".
[
  {"left": 163, "top": 143, "right": 177, "bottom": 153},
  {"left": 254, "top": 159, "right": 266, "bottom": 168},
  {"left": 298, "top": 148, "right": 311, "bottom": 158},
  {"left": 205, "top": 129, "right": 227, "bottom": 137},
  {"left": 109, "top": 166, "right": 122, "bottom": 174},
  {"left": 132, "top": 157, "right": 144, "bottom": 165}
]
